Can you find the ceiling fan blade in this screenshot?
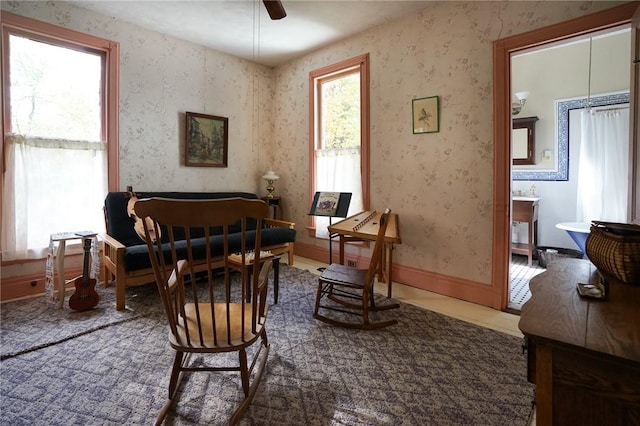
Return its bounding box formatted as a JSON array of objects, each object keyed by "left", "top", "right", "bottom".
[{"left": 263, "top": 0, "right": 287, "bottom": 20}]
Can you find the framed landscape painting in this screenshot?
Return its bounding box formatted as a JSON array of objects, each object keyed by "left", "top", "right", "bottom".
[{"left": 185, "top": 112, "right": 228, "bottom": 167}]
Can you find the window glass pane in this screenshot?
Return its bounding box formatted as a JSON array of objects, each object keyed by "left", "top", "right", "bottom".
[
  {"left": 320, "top": 73, "right": 360, "bottom": 150},
  {"left": 9, "top": 34, "right": 102, "bottom": 141}
]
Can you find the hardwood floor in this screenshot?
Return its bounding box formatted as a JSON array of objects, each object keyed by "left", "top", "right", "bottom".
[{"left": 293, "top": 256, "right": 524, "bottom": 338}]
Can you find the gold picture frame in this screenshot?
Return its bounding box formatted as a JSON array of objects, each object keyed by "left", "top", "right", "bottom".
[
  {"left": 185, "top": 112, "right": 228, "bottom": 167},
  {"left": 412, "top": 96, "right": 440, "bottom": 134}
]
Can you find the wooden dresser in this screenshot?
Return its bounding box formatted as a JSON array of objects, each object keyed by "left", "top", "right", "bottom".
[{"left": 519, "top": 259, "right": 640, "bottom": 425}]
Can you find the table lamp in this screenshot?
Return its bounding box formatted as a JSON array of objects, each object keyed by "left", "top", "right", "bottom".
[{"left": 263, "top": 170, "right": 279, "bottom": 198}]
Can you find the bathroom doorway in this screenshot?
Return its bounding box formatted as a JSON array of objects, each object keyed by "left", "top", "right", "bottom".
[
  {"left": 493, "top": 3, "right": 640, "bottom": 312},
  {"left": 507, "top": 27, "right": 632, "bottom": 311}
]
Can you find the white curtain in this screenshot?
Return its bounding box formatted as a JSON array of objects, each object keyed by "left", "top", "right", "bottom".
[
  {"left": 576, "top": 107, "right": 629, "bottom": 223},
  {"left": 2, "top": 134, "right": 107, "bottom": 260},
  {"left": 315, "top": 147, "right": 363, "bottom": 239}
]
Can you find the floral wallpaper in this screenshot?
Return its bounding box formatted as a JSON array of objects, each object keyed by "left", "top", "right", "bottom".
[
  {"left": 3, "top": 0, "right": 274, "bottom": 195},
  {"left": 2, "top": 1, "right": 620, "bottom": 292},
  {"left": 268, "top": 1, "right": 621, "bottom": 285}
]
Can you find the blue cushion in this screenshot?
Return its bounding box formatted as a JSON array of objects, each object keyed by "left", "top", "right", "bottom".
[
  {"left": 123, "top": 227, "right": 296, "bottom": 272},
  {"left": 104, "top": 191, "right": 259, "bottom": 247}
]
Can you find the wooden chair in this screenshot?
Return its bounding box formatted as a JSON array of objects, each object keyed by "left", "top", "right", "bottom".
[
  {"left": 134, "top": 197, "right": 273, "bottom": 425},
  {"left": 313, "top": 208, "right": 399, "bottom": 329}
]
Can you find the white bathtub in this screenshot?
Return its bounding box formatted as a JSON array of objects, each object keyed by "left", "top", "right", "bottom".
[{"left": 555, "top": 222, "right": 591, "bottom": 254}]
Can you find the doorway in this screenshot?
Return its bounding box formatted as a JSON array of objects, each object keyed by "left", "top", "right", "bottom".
[
  {"left": 492, "top": 2, "right": 640, "bottom": 311},
  {"left": 506, "top": 27, "right": 632, "bottom": 311}
]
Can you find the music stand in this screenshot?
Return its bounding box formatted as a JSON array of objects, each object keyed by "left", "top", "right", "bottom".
[{"left": 308, "top": 192, "right": 352, "bottom": 269}]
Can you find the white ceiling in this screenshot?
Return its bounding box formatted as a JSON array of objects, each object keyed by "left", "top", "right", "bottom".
[{"left": 68, "top": 1, "right": 432, "bottom": 67}]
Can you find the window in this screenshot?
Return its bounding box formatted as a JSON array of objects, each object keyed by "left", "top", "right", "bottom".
[
  {"left": 1, "top": 13, "right": 119, "bottom": 260},
  {"left": 309, "top": 54, "right": 370, "bottom": 237}
]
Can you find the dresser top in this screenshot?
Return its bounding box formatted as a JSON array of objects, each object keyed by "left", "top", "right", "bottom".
[{"left": 519, "top": 259, "right": 640, "bottom": 363}]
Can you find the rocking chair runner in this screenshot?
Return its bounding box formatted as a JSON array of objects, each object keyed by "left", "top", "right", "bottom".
[
  {"left": 314, "top": 208, "right": 399, "bottom": 329},
  {"left": 134, "top": 197, "right": 272, "bottom": 425}
]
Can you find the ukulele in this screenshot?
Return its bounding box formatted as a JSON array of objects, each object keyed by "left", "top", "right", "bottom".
[
  {"left": 69, "top": 238, "right": 99, "bottom": 311},
  {"left": 126, "top": 186, "right": 160, "bottom": 242}
]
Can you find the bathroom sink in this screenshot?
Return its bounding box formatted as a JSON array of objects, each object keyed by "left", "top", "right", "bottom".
[{"left": 512, "top": 196, "right": 541, "bottom": 202}]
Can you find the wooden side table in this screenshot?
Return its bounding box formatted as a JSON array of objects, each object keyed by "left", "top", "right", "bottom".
[
  {"left": 227, "top": 253, "right": 281, "bottom": 304},
  {"left": 261, "top": 196, "right": 282, "bottom": 220},
  {"left": 46, "top": 231, "right": 97, "bottom": 308}
]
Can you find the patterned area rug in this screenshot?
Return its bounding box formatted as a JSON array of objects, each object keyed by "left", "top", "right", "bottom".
[{"left": 0, "top": 265, "right": 534, "bottom": 425}]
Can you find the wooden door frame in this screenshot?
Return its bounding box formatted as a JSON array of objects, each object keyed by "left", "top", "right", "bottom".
[{"left": 491, "top": 2, "right": 640, "bottom": 309}]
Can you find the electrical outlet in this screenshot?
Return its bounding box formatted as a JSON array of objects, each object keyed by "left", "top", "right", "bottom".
[{"left": 347, "top": 260, "right": 357, "bottom": 267}]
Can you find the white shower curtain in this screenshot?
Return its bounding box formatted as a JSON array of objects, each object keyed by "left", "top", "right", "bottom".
[{"left": 576, "top": 107, "right": 630, "bottom": 223}]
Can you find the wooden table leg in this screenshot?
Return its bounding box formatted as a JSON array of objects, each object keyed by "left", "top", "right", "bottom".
[
  {"left": 56, "top": 240, "right": 67, "bottom": 308},
  {"left": 387, "top": 243, "right": 394, "bottom": 298},
  {"left": 527, "top": 220, "right": 533, "bottom": 266},
  {"left": 273, "top": 257, "right": 280, "bottom": 304},
  {"left": 338, "top": 236, "right": 345, "bottom": 265}
]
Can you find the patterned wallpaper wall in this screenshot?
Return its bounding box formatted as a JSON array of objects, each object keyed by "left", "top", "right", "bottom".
[
  {"left": 3, "top": 0, "right": 274, "bottom": 195},
  {"left": 269, "top": 1, "right": 621, "bottom": 284},
  {"left": 3, "top": 1, "right": 621, "bottom": 288}
]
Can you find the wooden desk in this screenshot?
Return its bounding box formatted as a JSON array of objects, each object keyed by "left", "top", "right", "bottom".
[
  {"left": 519, "top": 259, "right": 640, "bottom": 425},
  {"left": 328, "top": 211, "right": 401, "bottom": 297},
  {"left": 512, "top": 198, "right": 540, "bottom": 266}
]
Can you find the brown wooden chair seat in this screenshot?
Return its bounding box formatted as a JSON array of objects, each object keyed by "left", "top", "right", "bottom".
[
  {"left": 134, "top": 197, "right": 273, "bottom": 425},
  {"left": 313, "top": 208, "right": 399, "bottom": 329}
]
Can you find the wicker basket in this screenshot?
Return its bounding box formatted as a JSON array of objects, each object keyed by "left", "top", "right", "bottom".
[{"left": 585, "top": 221, "right": 640, "bottom": 284}]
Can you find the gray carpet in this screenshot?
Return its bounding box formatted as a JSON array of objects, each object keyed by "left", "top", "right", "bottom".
[{"left": 0, "top": 265, "right": 534, "bottom": 425}]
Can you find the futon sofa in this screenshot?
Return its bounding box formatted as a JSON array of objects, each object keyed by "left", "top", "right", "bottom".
[{"left": 102, "top": 190, "right": 296, "bottom": 310}]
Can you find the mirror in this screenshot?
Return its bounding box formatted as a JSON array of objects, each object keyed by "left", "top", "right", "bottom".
[{"left": 512, "top": 116, "right": 537, "bottom": 165}]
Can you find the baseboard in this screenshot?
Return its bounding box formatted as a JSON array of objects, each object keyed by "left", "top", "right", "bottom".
[
  {"left": 294, "top": 241, "right": 499, "bottom": 308},
  {"left": 1, "top": 267, "right": 82, "bottom": 302}
]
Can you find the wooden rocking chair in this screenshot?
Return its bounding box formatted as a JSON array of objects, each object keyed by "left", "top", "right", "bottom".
[
  {"left": 313, "top": 208, "right": 399, "bottom": 329},
  {"left": 134, "top": 197, "right": 273, "bottom": 425}
]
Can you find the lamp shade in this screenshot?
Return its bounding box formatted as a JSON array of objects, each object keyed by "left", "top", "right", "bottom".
[{"left": 263, "top": 170, "right": 279, "bottom": 181}]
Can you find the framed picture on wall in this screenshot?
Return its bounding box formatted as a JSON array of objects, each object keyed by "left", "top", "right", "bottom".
[
  {"left": 412, "top": 96, "right": 440, "bottom": 134},
  {"left": 185, "top": 112, "right": 228, "bottom": 167}
]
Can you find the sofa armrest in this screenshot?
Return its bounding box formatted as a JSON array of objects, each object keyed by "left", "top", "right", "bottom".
[
  {"left": 263, "top": 219, "right": 295, "bottom": 265},
  {"left": 101, "top": 232, "right": 126, "bottom": 250},
  {"left": 100, "top": 232, "right": 129, "bottom": 310},
  {"left": 264, "top": 218, "right": 295, "bottom": 229}
]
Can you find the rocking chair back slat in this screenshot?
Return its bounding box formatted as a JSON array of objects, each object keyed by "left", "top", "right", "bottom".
[{"left": 134, "top": 197, "right": 272, "bottom": 425}]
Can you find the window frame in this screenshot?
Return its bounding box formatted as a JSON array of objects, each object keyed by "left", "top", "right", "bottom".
[
  {"left": 308, "top": 54, "right": 370, "bottom": 236},
  {"left": 1, "top": 12, "right": 120, "bottom": 259}
]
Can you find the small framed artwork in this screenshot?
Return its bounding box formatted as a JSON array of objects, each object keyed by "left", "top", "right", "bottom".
[
  {"left": 185, "top": 112, "right": 228, "bottom": 167},
  {"left": 412, "top": 96, "right": 440, "bottom": 134}
]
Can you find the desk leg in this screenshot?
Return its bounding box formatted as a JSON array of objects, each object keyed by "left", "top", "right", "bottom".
[
  {"left": 338, "top": 236, "right": 345, "bottom": 265},
  {"left": 273, "top": 258, "right": 280, "bottom": 304},
  {"left": 56, "top": 241, "right": 66, "bottom": 308},
  {"left": 387, "top": 244, "right": 394, "bottom": 298}
]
